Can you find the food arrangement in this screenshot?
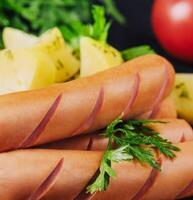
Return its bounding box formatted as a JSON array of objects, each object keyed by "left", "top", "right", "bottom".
[
  {"left": 0, "top": 53, "right": 193, "bottom": 200},
  {"left": 0, "top": 3, "right": 193, "bottom": 200},
  {"left": 0, "top": 5, "right": 155, "bottom": 95}
]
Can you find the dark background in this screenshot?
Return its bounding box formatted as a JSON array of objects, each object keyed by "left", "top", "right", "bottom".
[{"left": 109, "top": 0, "right": 193, "bottom": 73}]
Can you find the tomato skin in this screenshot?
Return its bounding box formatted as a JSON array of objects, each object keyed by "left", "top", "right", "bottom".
[{"left": 151, "top": 0, "right": 193, "bottom": 63}]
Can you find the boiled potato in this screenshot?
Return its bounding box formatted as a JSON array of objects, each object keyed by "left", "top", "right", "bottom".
[
  {"left": 80, "top": 37, "right": 123, "bottom": 77},
  {"left": 0, "top": 50, "right": 22, "bottom": 94},
  {"left": 3, "top": 27, "right": 80, "bottom": 82},
  {"left": 35, "top": 27, "right": 80, "bottom": 82},
  {"left": 171, "top": 73, "right": 193, "bottom": 125},
  {"left": 0, "top": 49, "right": 56, "bottom": 95},
  {"left": 3, "top": 27, "right": 38, "bottom": 48}
]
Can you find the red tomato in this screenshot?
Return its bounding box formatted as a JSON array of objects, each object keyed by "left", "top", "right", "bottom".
[{"left": 151, "top": 0, "right": 193, "bottom": 63}]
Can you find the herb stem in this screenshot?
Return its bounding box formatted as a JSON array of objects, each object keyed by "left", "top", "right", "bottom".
[{"left": 87, "top": 118, "right": 180, "bottom": 194}]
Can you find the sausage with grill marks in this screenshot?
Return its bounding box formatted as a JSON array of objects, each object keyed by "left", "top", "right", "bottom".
[
  {"left": 39, "top": 119, "right": 193, "bottom": 150},
  {"left": 0, "top": 142, "right": 193, "bottom": 200},
  {"left": 0, "top": 54, "right": 175, "bottom": 152}
]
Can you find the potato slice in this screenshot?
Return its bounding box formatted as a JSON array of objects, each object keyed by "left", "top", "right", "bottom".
[
  {"left": 3, "top": 27, "right": 80, "bottom": 82},
  {"left": 3, "top": 27, "right": 38, "bottom": 49},
  {"left": 0, "top": 50, "right": 21, "bottom": 94},
  {"left": 171, "top": 73, "right": 193, "bottom": 125},
  {"left": 80, "top": 37, "right": 123, "bottom": 77},
  {"left": 0, "top": 49, "right": 56, "bottom": 95},
  {"left": 35, "top": 28, "right": 80, "bottom": 82}
]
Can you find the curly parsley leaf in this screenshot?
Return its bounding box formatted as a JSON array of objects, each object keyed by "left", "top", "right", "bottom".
[
  {"left": 87, "top": 117, "right": 180, "bottom": 194},
  {"left": 87, "top": 147, "right": 133, "bottom": 193}
]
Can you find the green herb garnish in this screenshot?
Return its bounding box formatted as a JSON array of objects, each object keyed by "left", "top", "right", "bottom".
[
  {"left": 0, "top": 0, "right": 124, "bottom": 48},
  {"left": 179, "top": 89, "right": 189, "bottom": 99},
  {"left": 87, "top": 117, "right": 180, "bottom": 194},
  {"left": 91, "top": 5, "right": 111, "bottom": 43},
  {"left": 175, "top": 82, "right": 190, "bottom": 99},
  {"left": 121, "top": 45, "right": 155, "bottom": 61},
  {"left": 60, "top": 5, "right": 111, "bottom": 55},
  {"left": 103, "top": 0, "right": 126, "bottom": 25}
]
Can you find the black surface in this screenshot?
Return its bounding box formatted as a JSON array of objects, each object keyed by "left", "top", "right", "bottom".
[{"left": 108, "top": 0, "right": 193, "bottom": 73}]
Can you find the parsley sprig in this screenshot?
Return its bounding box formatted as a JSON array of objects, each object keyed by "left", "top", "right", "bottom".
[
  {"left": 87, "top": 117, "right": 180, "bottom": 194},
  {"left": 60, "top": 5, "right": 111, "bottom": 56},
  {"left": 0, "top": 0, "right": 124, "bottom": 48}
]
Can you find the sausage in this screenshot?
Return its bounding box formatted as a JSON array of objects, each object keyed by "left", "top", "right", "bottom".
[
  {"left": 0, "top": 142, "right": 193, "bottom": 200},
  {"left": 0, "top": 54, "right": 175, "bottom": 152},
  {"left": 39, "top": 119, "right": 193, "bottom": 150},
  {"left": 154, "top": 97, "right": 177, "bottom": 119},
  {"left": 138, "top": 97, "right": 177, "bottom": 119}
]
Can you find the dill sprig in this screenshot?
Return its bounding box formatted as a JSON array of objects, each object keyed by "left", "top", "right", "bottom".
[{"left": 87, "top": 117, "right": 180, "bottom": 194}]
